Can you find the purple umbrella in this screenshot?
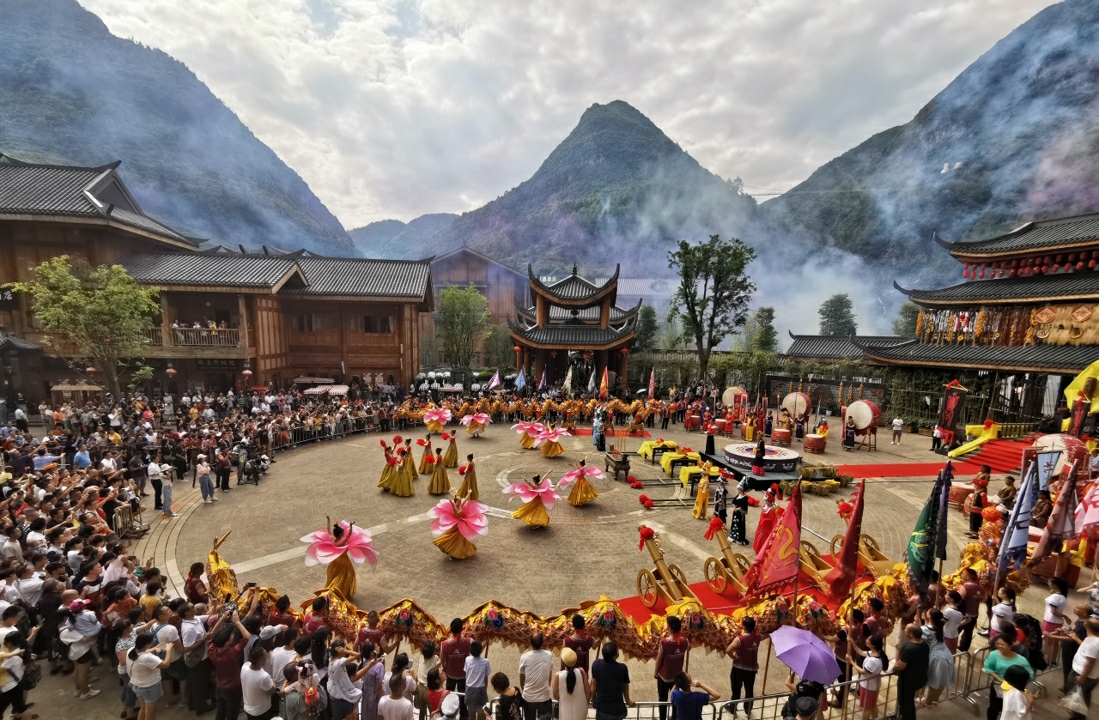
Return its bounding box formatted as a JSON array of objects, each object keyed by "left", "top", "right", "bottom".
[{"left": 770, "top": 625, "right": 842, "bottom": 684}]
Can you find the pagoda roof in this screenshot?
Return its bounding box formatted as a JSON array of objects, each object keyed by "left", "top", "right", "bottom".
[
  {"left": 508, "top": 312, "right": 636, "bottom": 349},
  {"left": 529, "top": 264, "right": 619, "bottom": 307},
  {"left": 855, "top": 338, "right": 1097, "bottom": 374},
  {"left": 514, "top": 298, "right": 640, "bottom": 324},
  {"left": 938, "top": 212, "right": 1099, "bottom": 260},
  {"left": 785, "top": 332, "right": 906, "bottom": 361},
  {"left": 895, "top": 273, "right": 1099, "bottom": 307}
]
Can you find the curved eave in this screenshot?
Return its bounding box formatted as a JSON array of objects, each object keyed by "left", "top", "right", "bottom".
[
  {"left": 948, "top": 241, "right": 1099, "bottom": 262},
  {"left": 933, "top": 232, "right": 954, "bottom": 250},
  {"left": 528, "top": 263, "right": 620, "bottom": 307},
  {"left": 508, "top": 329, "right": 638, "bottom": 351},
  {"left": 892, "top": 280, "right": 912, "bottom": 296},
  {"left": 857, "top": 344, "right": 1087, "bottom": 375}
]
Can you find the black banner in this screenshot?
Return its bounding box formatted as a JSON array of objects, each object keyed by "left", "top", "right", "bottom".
[
  {"left": 935, "top": 383, "right": 967, "bottom": 448},
  {"left": 0, "top": 289, "right": 19, "bottom": 310}
]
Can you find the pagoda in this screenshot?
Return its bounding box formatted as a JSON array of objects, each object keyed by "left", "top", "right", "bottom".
[
  {"left": 861, "top": 213, "right": 1099, "bottom": 419},
  {"left": 508, "top": 264, "right": 639, "bottom": 393}
]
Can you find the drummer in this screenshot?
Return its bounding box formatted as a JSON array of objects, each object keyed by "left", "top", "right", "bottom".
[
  {"left": 794, "top": 414, "right": 806, "bottom": 442},
  {"left": 843, "top": 416, "right": 857, "bottom": 451}
]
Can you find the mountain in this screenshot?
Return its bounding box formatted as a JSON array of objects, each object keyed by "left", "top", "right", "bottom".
[
  {"left": 350, "top": 214, "right": 458, "bottom": 259},
  {"left": 763, "top": 0, "right": 1099, "bottom": 288},
  {"left": 352, "top": 101, "right": 762, "bottom": 273},
  {"left": 0, "top": 0, "right": 355, "bottom": 256}
]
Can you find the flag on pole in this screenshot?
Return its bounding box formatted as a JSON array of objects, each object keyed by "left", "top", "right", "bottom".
[
  {"left": 587, "top": 368, "right": 597, "bottom": 395},
  {"left": 998, "top": 456, "right": 1040, "bottom": 573},
  {"left": 906, "top": 468, "right": 948, "bottom": 591},
  {"left": 935, "top": 462, "right": 954, "bottom": 562},
  {"left": 537, "top": 368, "right": 546, "bottom": 392},
  {"left": 825, "top": 480, "right": 864, "bottom": 601},
  {"left": 1076, "top": 481, "right": 1099, "bottom": 538},
  {"left": 563, "top": 366, "right": 573, "bottom": 397},
  {"left": 599, "top": 367, "right": 609, "bottom": 400},
  {"left": 744, "top": 483, "right": 802, "bottom": 595},
  {"left": 1031, "top": 459, "right": 1082, "bottom": 566},
  {"left": 1035, "top": 450, "right": 1061, "bottom": 491},
  {"left": 515, "top": 368, "right": 527, "bottom": 391},
  {"left": 485, "top": 370, "right": 502, "bottom": 392},
  {"left": 648, "top": 368, "right": 656, "bottom": 398}
]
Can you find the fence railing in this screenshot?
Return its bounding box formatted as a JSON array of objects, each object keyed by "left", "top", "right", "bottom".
[
  {"left": 144, "top": 327, "right": 163, "bottom": 346},
  {"left": 170, "top": 327, "right": 242, "bottom": 347}
]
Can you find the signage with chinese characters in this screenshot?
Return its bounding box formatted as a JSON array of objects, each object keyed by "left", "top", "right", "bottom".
[
  {"left": 0, "top": 289, "right": 18, "bottom": 310},
  {"left": 195, "top": 359, "right": 239, "bottom": 371}
]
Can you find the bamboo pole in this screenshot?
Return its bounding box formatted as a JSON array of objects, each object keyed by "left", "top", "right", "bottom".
[{"left": 760, "top": 637, "right": 773, "bottom": 702}]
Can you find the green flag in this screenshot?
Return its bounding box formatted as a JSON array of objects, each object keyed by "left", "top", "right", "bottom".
[{"left": 907, "top": 470, "right": 946, "bottom": 591}]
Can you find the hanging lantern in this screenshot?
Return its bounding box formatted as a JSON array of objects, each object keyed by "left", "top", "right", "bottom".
[
  {"left": 550, "top": 350, "right": 558, "bottom": 359},
  {"left": 242, "top": 369, "right": 253, "bottom": 377},
  {"left": 166, "top": 365, "right": 177, "bottom": 378},
  {"left": 1076, "top": 262, "right": 1085, "bottom": 272},
  {"left": 620, "top": 348, "right": 629, "bottom": 355},
  {"left": 85, "top": 366, "right": 97, "bottom": 375},
  {"left": 1090, "top": 259, "right": 1096, "bottom": 269}
]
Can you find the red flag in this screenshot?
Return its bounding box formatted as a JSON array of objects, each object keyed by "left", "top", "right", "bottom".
[
  {"left": 744, "top": 483, "right": 802, "bottom": 595},
  {"left": 824, "top": 481, "right": 864, "bottom": 601},
  {"left": 599, "top": 367, "right": 609, "bottom": 399}
]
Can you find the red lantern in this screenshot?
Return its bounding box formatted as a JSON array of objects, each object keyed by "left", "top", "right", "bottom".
[
  {"left": 978, "top": 270, "right": 985, "bottom": 279},
  {"left": 242, "top": 369, "right": 253, "bottom": 377},
  {"left": 1069, "top": 253, "right": 1077, "bottom": 262},
  {"left": 85, "top": 366, "right": 97, "bottom": 375},
  {"left": 1056, "top": 254, "right": 1064, "bottom": 263},
  {"left": 166, "top": 366, "right": 177, "bottom": 378},
  {"left": 1090, "top": 259, "right": 1096, "bottom": 269},
  {"left": 620, "top": 348, "right": 629, "bottom": 355},
  {"left": 1008, "top": 269, "right": 1016, "bottom": 277},
  {"left": 513, "top": 345, "right": 521, "bottom": 353},
  {"left": 1076, "top": 262, "right": 1084, "bottom": 272},
  {"left": 1043, "top": 265, "right": 1050, "bottom": 274},
  {"left": 963, "top": 262, "right": 969, "bottom": 271},
  {"left": 550, "top": 350, "right": 557, "bottom": 359}
]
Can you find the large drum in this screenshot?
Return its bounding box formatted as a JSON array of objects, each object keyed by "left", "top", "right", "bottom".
[
  {"left": 782, "top": 392, "right": 812, "bottom": 421},
  {"left": 773, "top": 428, "right": 792, "bottom": 446},
  {"left": 722, "top": 386, "right": 749, "bottom": 421},
  {"left": 804, "top": 434, "right": 826, "bottom": 454},
  {"left": 845, "top": 400, "right": 881, "bottom": 432}
]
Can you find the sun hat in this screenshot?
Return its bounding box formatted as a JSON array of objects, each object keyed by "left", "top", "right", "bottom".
[
  {"left": 560, "top": 647, "right": 577, "bottom": 667},
  {"left": 441, "top": 694, "right": 461, "bottom": 717}
]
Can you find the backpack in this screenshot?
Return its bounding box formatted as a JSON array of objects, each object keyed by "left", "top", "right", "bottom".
[{"left": 19, "top": 653, "right": 41, "bottom": 690}]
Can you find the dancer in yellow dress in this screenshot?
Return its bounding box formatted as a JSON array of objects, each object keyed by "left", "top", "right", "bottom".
[
  {"left": 301, "top": 517, "right": 377, "bottom": 600},
  {"left": 404, "top": 437, "right": 419, "bottom": 477},
  {"left": 691, "top": 461, "right": 712, "bottom": 520},
  {"left": 535, "top": 424, "right": 571, "bottom": 458},
  {"left": 377, "top": 439, "right": 398, "bottom": 491},
  {"left": 504, "top": 474, "right": 559, "bottom": 527},
  {"left": 456, "top": 453, "right": 479, "bottom": 500},
  {"left": 557, "top": 458, "right": 603, "bottom": 507},
  {"left": 429, "top": 496, "right": 488, "bottom": 560},
  {"left": 513, "top": 421, "right": 541, "bottom": 449},
  {"left": 428, "top": 448, "right": 450, "bottom": 495},
  {"left": 417, "top": 434, "right": 434, "bottom": 474},
  {"left": 442, "top": 432, "right": 459, "bottom": 468},
  {"left": 391, "top": 446, "right": 415, "bottom": 497}
]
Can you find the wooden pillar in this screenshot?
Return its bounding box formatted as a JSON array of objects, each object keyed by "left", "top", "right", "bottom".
[
  {"left": 533, "top": 349, "right": 545, "bottom": 387},
  {"left": 620, "top": 350, "right": 629, "bottom": 394},
  {"left": 237, "top": 294, "right": 249, "bottom": 349},
  {"left": 600, "top": 299, "right": 610, "bottom": 329},
  {"left": 160, "top": 292, "right": 173, "bottom": 347}
]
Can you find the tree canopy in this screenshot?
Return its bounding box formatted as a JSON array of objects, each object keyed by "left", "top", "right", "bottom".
[
  {"left": 635, "top": 303, "right": 658, "bottom": 350},
  {"left": 483, "top": 323, "right": 514, "bottom": 369},
  {"left": 751, "top": 307, "right": 778, "bottom": 353},
  {"left": 668, "top": 234, "right": 756, "bottom": 379},
  {"left": 818, "top": 293, "right": 858, "bottom": 336},
  {"left": 437, "top": 284, "right": 490, "bottom": 368},
  {"left": 8, "top": 256, "right": 159, "bottom": 397},
  {"left": 892, "top": 301, "right": 920, "bottom": 337}
]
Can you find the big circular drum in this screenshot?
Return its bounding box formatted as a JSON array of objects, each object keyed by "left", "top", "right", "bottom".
[
  {"left": 804, "top": 434, "right": 826, "bottom": 453},
  {"left": 845, "top": 400, "right": 880, "bottom": 432},
  {"left": 782, "top": 392, "right": 812, "bottom": 420},
  {"left": 773, "top": 428, "right": 792, "bottom": 446}
]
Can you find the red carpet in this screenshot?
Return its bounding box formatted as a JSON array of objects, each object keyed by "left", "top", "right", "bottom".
[
  {"left": 573, "top": 428, "right": 651, "bottom": 438},
  {"left": 837, "top": 461, "right": 980, "bottom": 478}
]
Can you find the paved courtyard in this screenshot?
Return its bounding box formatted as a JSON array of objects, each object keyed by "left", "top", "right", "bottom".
[{"left": 38, "top": 423, "right": 1080, "bottom": 719}]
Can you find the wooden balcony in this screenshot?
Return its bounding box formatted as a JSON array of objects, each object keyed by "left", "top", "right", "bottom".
[
  {"left": 137, "top": 326, "right": 249, "bottom": 359},
  {"left": 170, "top": 327, "right": 241, "bottom": 347}
]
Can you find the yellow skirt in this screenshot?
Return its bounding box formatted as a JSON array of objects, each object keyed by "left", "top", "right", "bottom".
[
  {"left": 426, "top": 420, "right": 445, "bottom": 434},
  {"left": 378, "top": 464, "right": 396, "bottom": 490},
  {"left": 568, "top": 477, "right": 599, "bottom": 507},
  {"left": 692, "top": 486, "right": 709, "bottom": 519},
  {"left": 433, "top": 527, "right": 477, "bottom": 560},
  {"left": 467, "top": 422, "right": 486, "bottom": 436},
  {"left": 418, "top": 448, "right": 434, "bottom": 474},
  {"left": 428, "top": 465, "right": 451, "bottom": 495},
  {"left": 512, "top": 497, "right": 550, "bottom": 527},
  {"left": 745, "top": 426, "right": 754, "bottom": 442},
  {"left": 392, "top": 466, "right": 415, "bottom": 497},
  {"left": 325, "top": 553, "right": 357, "bottom": 599},
  {"left": 443, "top": 444, "right": 458, "bottom": 467},
  {"left": 541, "top": 441, "right": 565, "bottom": 458},
  {"left": 519, "top": 432, "right": 535, "bottom": 449},
  {"left": 456, "top": 471, "right": 479, "bottom": 501},
  {"left": 408, "top": 457, "right": 419, "bottom": 477}
]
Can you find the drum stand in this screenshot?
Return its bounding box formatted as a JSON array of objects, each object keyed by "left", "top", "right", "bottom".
[{"left": 857, "top": 428, "right": 877, "bottom": 452}]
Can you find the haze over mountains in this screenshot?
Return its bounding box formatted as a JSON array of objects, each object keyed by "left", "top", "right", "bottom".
[{"left": 4, "top": 0, "right": 1099, "bottom": 331}]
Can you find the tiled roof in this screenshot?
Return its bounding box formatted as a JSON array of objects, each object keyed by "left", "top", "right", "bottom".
[
  {"left": 590, "top": 277, "right": 677, "bottom": 298},
  {"left": 785, "top": 333, "right": 906, "bottom": 360},
  {"left": 531, "top": 264, "right": 619, "bottom": 303},
  {"left": 0, "top": 331, "right": 41, "bottom": 352},
  {"left": 509, "top": 321, "right": 634, "bottom": 348},
  {"left": 857, "top": 340, "right": 1099, "bottom": 374},
  {"left": 0, "top": 161, "right": 107, "bottom": 216},
  {"left": 945, "top": 213, "right": 1099, "bottom": 256},
  {"left": 899, "top": 273, "right": 1099, "bottom": 306},
  {"left": 108, "top": 207, "right": 188, "bottom": 243},
  {"left": 290, "top": 258, "right": 431, "bottom": 299},
  {"left": 517, "top": 303, "right": 636, "bottom": 322},
  {"left": 117, "top": 253, "right": 300, "bottom": 288}
]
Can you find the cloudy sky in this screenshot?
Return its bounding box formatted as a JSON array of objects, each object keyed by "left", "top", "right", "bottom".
[{"left": 82, "top": 0, "right": 1053, "bottom": 230}]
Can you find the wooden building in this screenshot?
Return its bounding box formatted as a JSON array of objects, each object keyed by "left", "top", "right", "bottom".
[
  {"left": 0, "top": 153, "right": 433, "bottom": 400},
  {"left": 509, "top": 265, "right": 638, "bottom": 392}
]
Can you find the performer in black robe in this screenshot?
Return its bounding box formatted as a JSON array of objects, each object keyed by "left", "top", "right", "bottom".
[
  {"left": 794, "top": 417, "right": 805, "bottom": 441},
  {"left": 764, "top": 413, "right": 773, "bottom": 438},
  {"left": 712, "top": 477, "right": 728, "bottom": 524},
  {"left": 596, "top": 424, "right": 606, "bottom": 452},
  {"left": 752, "top": 438, "right": 767, "bottom": 476},
  {"left": 704, "top": 425, "right": 716, "bottom": 455},
  {"left": 843, "top": 417, "right": 857, "bottom": 451},
  {"left": 727, "top": 483, "right": 750, "bottom": 545}
]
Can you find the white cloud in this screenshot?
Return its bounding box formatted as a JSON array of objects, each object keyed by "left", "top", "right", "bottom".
[{"left": 79, "top": 0, "right": 1054, "bottom": 227}]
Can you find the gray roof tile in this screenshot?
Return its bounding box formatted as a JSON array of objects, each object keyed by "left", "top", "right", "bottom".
[
  {"left": 902, "top": 273, "right": 1099, "bottom": 306},
  {"left": 949, "top": 213, "right": 1099, "bottom": 256},
  {"left": 0, "top": 163, "right": 106, "bottom": 216},
  {"left": 117, "top": 253, "right": 299, "bottom": 288},
  {"left": 108, "top": 207, "right": 188, "bottom": 243},
  {"left": 510, "top": 323, "right": 634, "bottom": 347},
  {"left": 785, "top": 334, "right": 905, "bottom": 360},
  {"left": 290, "top": 258, "right": 431, "bottom": 298},
  {"left": 858, "top": 340, "right": 1099, "bottom": 374}
]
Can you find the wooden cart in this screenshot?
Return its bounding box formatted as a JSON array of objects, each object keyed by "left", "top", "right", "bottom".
[
  {"left": 799, "top": 540, "right": 837, "bottom": 589},
  {"left": 637, "top": 526, "right": 698, "bottom": 608},
  {"left": 702, "top": 532, "right": 752, "bottom": 595},
  {"left": 830, "top": 533, "right": 895, "bottom": 578}
]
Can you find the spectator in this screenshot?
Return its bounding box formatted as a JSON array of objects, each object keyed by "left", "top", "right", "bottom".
[
  {"left": 126, "top": 631, "right": 173, "bottom": 719},
  {"left": 551, "top": 647, "right": 590, "bottom": 720},
  {"left": 725, "top": 616, "right": 761, "bottom": 718},
  {"left": 654, "top": 615, "right": 690, "bottom": 720},
  {"left": 920, "top": 609, "right": 955, "bottom": 707},
  {"left": 670, "top": 671, "right": 720, "bottom": 720},
  {"left": 1000, "top": 665, "right": 1034, "bottom": 720},
  {"left": 0, "top": 630, "right": 31, "bottom": 720},
  {"left": 209, "top": 612, "right": 252, "bottom": 720},
  {"left": 982, "top": 623, "right": 1032, "bottom": 720},
  {"left": 518, "top": 633, "right": 553, "bottom": 720},
  {"left": 413, "top": 641, "right": 440, "bottom": 720},
  {"left": 491, "top": 672, "right": 523, "bottom": 720},
  {"left": 590, "top": 641, "right": 632, "bottom": 720},
  {"left": 1069, "top": 618, "right": 1099, "bottom": 720},
  {"left": 849, "top": 633, "right": 883, "bottom": 720},
  {"left": 379, "top": 671, "right": 415, "bottom": 720},
  {"left": 892, "top": 624, "right": 929, "bottom": 720},
  {"left": 441, "top": 618, "right": 471, "bottom": 720},
  {"left": 464, "top": 639, "right": 490, "bottom": 720},
  {"left": 240, "top": 644, "right": 276, "bottom": 720}
]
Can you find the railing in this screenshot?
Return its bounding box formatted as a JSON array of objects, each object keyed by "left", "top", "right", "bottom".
[
  {"left": 995, "top": 422, "right": 1041, "bottom": 440},
  {"left": 170, "top": 327, "right": 241, "bottom": 347},
  {"left": 144, "top": 327, "right": 163, "bottom": 346}
]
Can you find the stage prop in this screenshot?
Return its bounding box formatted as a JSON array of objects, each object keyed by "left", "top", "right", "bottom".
[{"left": 724, "top": 443, "right": 800, "bottom": 474}]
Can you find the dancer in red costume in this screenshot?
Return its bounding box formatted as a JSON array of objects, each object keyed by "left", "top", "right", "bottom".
[{"left": 753, "top": 485, "right": 780, "bottom": 554}]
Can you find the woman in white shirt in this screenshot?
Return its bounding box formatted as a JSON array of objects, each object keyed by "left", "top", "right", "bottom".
[
  {"left": 126, "top": 631, "right": 174, "bottom": 718},
  {"left": 0, "top": 630, "right": 29, "bottom": 720},
  {"left": 552, "top": 648, "right": 590, "bottom": 720},
  {"left": 990, "top": 587, "right": 1017, "bottom": 641},
  {"left": 328, "top": 640, "right": 383, "bottom": 720},
  {"left": 1043, "top": 578, "right": 1070, "bottom": 662}
]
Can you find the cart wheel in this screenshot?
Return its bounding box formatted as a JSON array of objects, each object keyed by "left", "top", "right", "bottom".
[
  {"left": 704, "top": 557, "right": 728, "bottom": 594},
  {"left": 668, "top": 563, "right": 690, "bottom": 593},
  {"left": 864, "top": 535, "right": 882, "bottom": 552},
  {"left": 830, "top": 534, "right": 845, "bottom": 557},
  {"left": 638, "top": 569, "right": 659, "bottom": 608},
  {"left": 801, "top": 540, "right": 821, "bottom": 559},
  {"left": 731, "top": 553, "right": 751, "bottom": 575}
]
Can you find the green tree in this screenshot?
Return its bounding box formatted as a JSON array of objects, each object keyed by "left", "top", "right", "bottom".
[
  {"left": 420, "top": 330, "right": 440, "bottom": 368},
  {"left": 818, "top": 293, "right": 858, "bottom": 336},
  {"left": 635, "top": 303, "right": 658, "bottom": 350},
  {"left": 892, "top": 301, "right": 920, "bottom": 337},
  {"left": 437, "top": 284, "right": 489, "bottom": 368},
  {"left": 660, "top": 308, "right": 686, "bottom": 350},
  {"left": 668, "top": 234, "right": 756, "bottom": 379},
  {"left": 483, "top": 323, "right": 514, "bottom": 369},
  {"left": 752, "top": 306, "right": 778, "bottom": 353},
  {"left": 8, "top": 256, "right": 159, "bottom": 398}
]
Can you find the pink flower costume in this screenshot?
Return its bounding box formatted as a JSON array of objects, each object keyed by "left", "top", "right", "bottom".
[
  {"left": 557, "top": 460, "right": 604, "bottom": 507},
  {"left": 428, "top": 497, "right": 488, "bottom": 559},
  {"left": 512, "top": 420, "right": 542, "bottom": 450},
  {"left": 300, "top": 520, "right": 377, "bottom": 599},
  {"left": 424, "top": 407, "right": 452, "bottom": 434},
  {"left": 461, "top": 412, "right": 491, "bottom": 437},
  {"left": 534, "top": 426, "right": 571, "bottom": 458},
  {"left": 504, "top": 475, "right": 560, "bottom": 527}
]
